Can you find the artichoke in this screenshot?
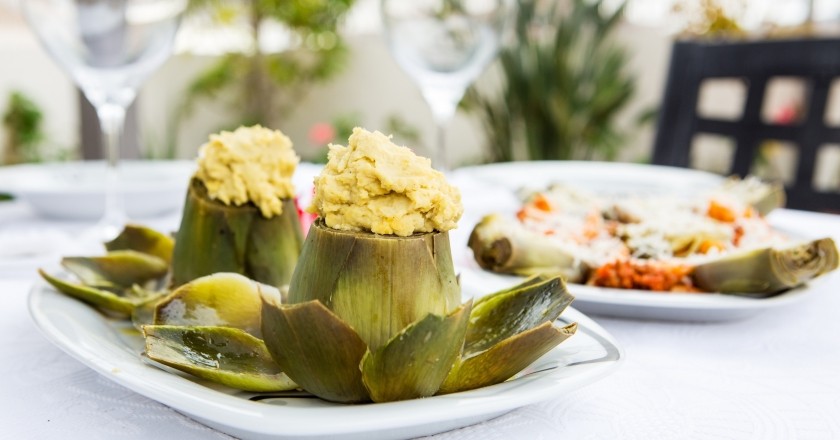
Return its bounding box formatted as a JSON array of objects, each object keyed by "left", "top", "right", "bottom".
[
  {"left": 468, "top": 214, "right": 588, "bottom": 282},
  {"left": 259, "top": 220, "right": 577, "bottom": 403},
  {"left": 693, "top": 237, "right": 839, "bottom": 296},
  {"left": 171, "top": 178, "right": 303, "bottom": 288}
]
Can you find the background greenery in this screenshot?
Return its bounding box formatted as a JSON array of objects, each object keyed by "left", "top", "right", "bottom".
[{"left": 465, "top": 0, "right": 650, "bottom": 162}]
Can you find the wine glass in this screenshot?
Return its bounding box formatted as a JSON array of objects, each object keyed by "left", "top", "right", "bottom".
[
  {"left": 381, "top": 0, "right": 508, "bottom": 172},
  {"left": 22, "top": 0, "right": 186, "bottom": 241}
]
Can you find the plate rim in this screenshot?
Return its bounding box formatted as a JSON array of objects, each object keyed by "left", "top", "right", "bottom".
[
  {"left": 458, "top": 265, "right": 815, "bottom": 316},
  {"left": 28, "top": 278, "right": 623, "bottom": 438}
]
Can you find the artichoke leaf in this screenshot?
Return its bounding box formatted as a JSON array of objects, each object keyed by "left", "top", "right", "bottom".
[
  {"left": 261, "top": 298, "right": 369, "bottom": 403},
  {"left": 62, "top": 250, "right": 168, "bottom": 289},
  {"left": 438, "top": 322, "right": 578, "bottom": 395},
  {"left": 693, "top": 237, "right": 839, "bottom": 296},
  {"left": 468, "top": 214, "right": 588, "bottom": 282},
  {"left": 465, "top": 275, "right": 574, "bottom": 354},
  {"left": 143, "top": 325, "right": 297, "bottom": 392},
  {"left": 154, "top": 272, "right": 282, "bottom": 338},
  {"left": 361, "top": 301, "right": 472, "bottom": 403},
  {"left": 39, "top": 269, "right": 136, "bottom": 316},
  {"left": 105, "top": 224, "right": 175, "bottom": 264}
]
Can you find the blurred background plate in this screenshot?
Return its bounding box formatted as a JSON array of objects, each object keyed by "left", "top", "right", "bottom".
[{"left": 0, "top": 160, "right": 195, "bottom": 219}]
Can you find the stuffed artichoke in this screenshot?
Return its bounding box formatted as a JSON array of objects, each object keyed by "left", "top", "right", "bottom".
[
  {"left": 258, "top": 128, "right": 577, "bottom": 403},
  {"left": 171, "top": 125, "right": 304, "bottom": 288}
]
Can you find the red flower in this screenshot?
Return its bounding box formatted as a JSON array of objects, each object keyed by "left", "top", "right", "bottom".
[{"left": 308, "top": 123, "right": 336, "bottom": 146}]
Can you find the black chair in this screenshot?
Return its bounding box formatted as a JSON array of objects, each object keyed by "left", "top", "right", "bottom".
[{"left": 652, "top": 37, "right": 840, "bottom": 212}]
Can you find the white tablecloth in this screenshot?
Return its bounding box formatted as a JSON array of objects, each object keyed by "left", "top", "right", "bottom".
[{"left": 2, "top": 199, "right": 840, "bottom": 440}]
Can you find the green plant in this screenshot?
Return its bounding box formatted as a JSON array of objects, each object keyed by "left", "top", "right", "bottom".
[
  {"left": 465, "top": 0, "right": 638, "bottom": 162},
  {"left": 166, "top": 0, "right": 355, "bottom": 155},
  {"left": 2, "top": 91, "right": 46, "bottom": 164}
]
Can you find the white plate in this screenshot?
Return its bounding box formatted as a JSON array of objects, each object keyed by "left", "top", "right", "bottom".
[
  {"left": 459, "top": 267, "right": 814, "bottom": 322},
  {"left": 0, "top": 160, "right": 195, "bottom": 219},
  {"left": 452, "top": 161, "right": 820, "bottom": 321},
  {"left": 28, "top": 277, "right": 622, "bottom": 440}
]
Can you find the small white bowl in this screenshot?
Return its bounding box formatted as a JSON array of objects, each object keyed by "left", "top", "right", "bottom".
[{"left": 0, "top": 160, "right": 196, "bottom": 219}]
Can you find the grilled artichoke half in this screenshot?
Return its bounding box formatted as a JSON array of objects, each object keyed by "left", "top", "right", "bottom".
[
  {"left": 258, "top": 220, "right": 577, "bottom": 403},
  {"left": 468, "top": 214, "right": 588, "bottom": 282},
  {"left": 171, "top": 178, "right": 303, "bottom": 288},
  {"left": 693, "top": 237, "right": 839, "bottom": 296}
]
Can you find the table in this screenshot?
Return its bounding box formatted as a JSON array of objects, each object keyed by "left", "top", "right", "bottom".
[{"left": 2, "top": 199, "right": 839, "bottom": 439}]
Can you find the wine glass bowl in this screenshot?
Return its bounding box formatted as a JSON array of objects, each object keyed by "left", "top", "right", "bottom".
[
  {"left": 381, "top": 0, "right": 508, "bottom": 171},
  {"left": 21, "top": 0, "right": 185, "bottom": 241}
]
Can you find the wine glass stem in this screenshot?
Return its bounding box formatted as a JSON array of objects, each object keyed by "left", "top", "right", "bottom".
[
  {"left": 422, "top": 87, "right": 463, "bottom": 173},
  {"left": 95, "top": 102, "right": 127, "bottom": 239},
  {"left": 434, "top": 119, "right": 447, "bottom": 173}
]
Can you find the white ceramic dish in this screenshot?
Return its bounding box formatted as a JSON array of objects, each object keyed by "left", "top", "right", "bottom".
[
  {"left": 28, "top": 276, "right": 622, "bottom": 440},
  {"left": 459, "top": 267, "right": 814, "bottom": 322},
  {"left": 453, "top": 161, "right": 821, "bottom": 321},
  {"left": 0, "top": 160, "right": 195, "bottom": 219}
]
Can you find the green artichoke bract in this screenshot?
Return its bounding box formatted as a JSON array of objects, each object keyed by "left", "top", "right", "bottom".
[
  {"left": 261, "top": 220, "right": 577, "bottom": 403},
  {"left": 154, "top": 272, "right": 282, "bottom": 338},
  {"left": 105, "top": 224, "right": 175, "bottom": 264},
  {"left": 38, "top": 227, "right": 172, "bottom": 317},
  {"left": 171, "top": 178, "right": 303, "bottom": 288},
  {"left": 143, "top": 325, "right": 297, "bottom": 392}
]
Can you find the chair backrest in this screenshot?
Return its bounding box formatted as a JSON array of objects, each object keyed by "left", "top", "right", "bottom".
[{"left": 652, "top": 37, "right": 840, "bottom": 212}]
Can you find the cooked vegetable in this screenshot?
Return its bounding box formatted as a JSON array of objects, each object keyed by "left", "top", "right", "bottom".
[
  {"left": 154, "top": 272, "right": 282, "bottom": 338},
  {"left": 589, "top": 260, "right": 697, "bottom": 292},
  {"left": 38, "top": 234, "right": 171, "bottom": 316},
  {"left": 62, "top": 251, "right": 168, "bottom": 289},
  {"left": 143, "top": 325, "right": 297, "bottom": 392},
  {"left": 717, "top": 176, "right": 785, "bottom": 216},
  {"left": 468, "top": 176, "right": 838, "bottom": 296},
  {"left": 286, "top": 220, "right": 460, "bottom": 349},
  {"left": 468, "top": 214, "right": 588, "bottom": 282},
  {"left": 261, "top": 220, "right": 577, "bottom": 403},
  {"left": 104, "top": 224, "right": 174, "bottom": 264},
  {"left": 693, "top": 237, "right": 839, "bottom": 296},
  {"left": 39, "top": 269, "right": 137, "bottom": 316},
  {"left": 171, "top": 178, "right": 303, "bottom": 288}
]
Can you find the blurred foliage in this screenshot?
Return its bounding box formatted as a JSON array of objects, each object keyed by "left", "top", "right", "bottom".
[
  {"left": 2, "top": 91, "right": 46, "bottom": 165},
  {"left": 673, "top": 0, "right": 746, "bottom": 38},
  {"left": 465, "top": 0, "right": 642, "bottom": 162},
  {"left": 384, "top": 115, "right": 422, "bottom": 149},
  {"left": 165, "top": 0, "right": 355, "bottom": 156}
]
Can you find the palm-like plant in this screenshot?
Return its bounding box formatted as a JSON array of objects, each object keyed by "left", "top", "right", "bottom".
[{"left": 466, "top": 0, "right": 637, "bottom": 162}]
